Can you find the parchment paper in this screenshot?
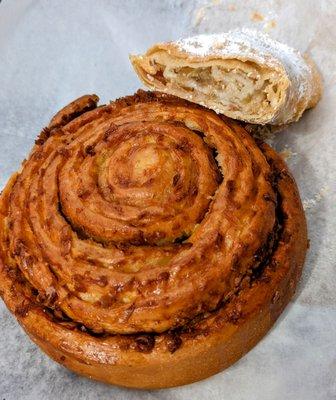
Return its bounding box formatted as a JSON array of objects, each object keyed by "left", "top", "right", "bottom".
[{"left": 0, "top": 1, "right": 335, "bottom": 399}]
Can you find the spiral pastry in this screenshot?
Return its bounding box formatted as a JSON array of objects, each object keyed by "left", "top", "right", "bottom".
[{"left": 0, "top": 90, "right": 307, "bottom": 388}]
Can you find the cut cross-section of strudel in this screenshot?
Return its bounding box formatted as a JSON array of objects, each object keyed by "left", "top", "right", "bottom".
[{"left": 130, "top": 29, "right": 322, "bottom": 125}]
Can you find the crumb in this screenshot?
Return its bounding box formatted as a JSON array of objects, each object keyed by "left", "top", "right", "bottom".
[
  {"left": 227, "top": 4, "right": 237, "bottom": 11},
  {"left": 251, "top": 11, "right": 265, "bottom": 22},
  {"left": 279, "top": 147, "right": 297, "bottom": 161},
  {"left": 263, "top": 19, "right": 277, "bottom": 32},
  {"left": 264, "top": 20, "right": 277, "bottom": 31},
  {"left": 302, "top": 186, "right": 329, "bottom": 210},
  {"left": 193, "top": 6, "right": 206, "bottom": 27}
]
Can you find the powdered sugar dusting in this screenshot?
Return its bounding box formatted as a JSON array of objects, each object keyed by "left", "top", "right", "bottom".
[
  {"left": 176, "top": 29, "right": 307, "bottom": 71},
  {"left": 175, "top": 29, "right": 315, "bottom": 124}
]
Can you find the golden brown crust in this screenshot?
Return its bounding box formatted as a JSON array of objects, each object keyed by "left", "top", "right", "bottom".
[{"left": 0, "top": 90, "right": 307, "bottom": 388}]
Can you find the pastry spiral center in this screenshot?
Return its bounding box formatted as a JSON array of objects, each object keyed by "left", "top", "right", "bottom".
[{"left": 59, "top": 122, "right": 219, "bottom": 245}]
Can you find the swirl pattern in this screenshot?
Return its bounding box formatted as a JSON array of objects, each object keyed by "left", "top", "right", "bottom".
[{"left": 0, "top": 90, "right": 307, "bottom": 388}]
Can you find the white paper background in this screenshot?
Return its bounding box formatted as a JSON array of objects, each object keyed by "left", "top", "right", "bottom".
[{"left": 0, "top": 1, "right": 335, "bottom": 399}]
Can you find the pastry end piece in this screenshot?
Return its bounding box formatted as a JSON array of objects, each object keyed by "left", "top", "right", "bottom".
[{"left": 130, "top": 29, "right": 322, "bottom": 126}]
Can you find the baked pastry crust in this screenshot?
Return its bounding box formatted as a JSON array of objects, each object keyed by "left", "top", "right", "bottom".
[
  {"left": 130, "top": 29, "right": 322, "bottom": 125},
  {"left": 0, "top": 90, "right": 307, "bottom": 388}
]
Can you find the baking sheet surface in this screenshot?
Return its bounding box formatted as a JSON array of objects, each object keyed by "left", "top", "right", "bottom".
[{"left": 0, "top": 1, "right": 335, "bottom": 399}]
